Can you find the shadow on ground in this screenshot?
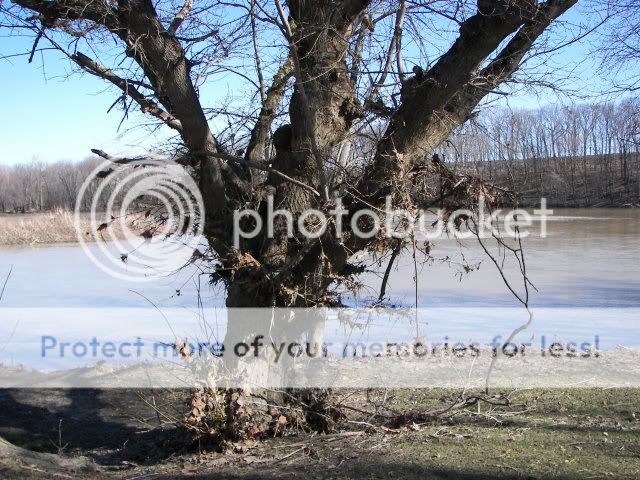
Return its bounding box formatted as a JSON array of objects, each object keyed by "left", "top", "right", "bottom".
[{"left": 0, "top": 388, "right": 196, "bottom": 463}]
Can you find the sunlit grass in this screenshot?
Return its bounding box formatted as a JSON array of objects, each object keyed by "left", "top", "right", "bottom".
[
  {"left": 0, "top": 209, "right": 85, "bottom": 246},
  {"left": 0, "top": 208, "right": 182, "bottom": 246}
]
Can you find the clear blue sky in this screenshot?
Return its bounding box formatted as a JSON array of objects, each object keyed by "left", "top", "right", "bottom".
[
  {"left": 0, "top": 33, "right": 173, "bottom": 165},
  {"left": 0, "top": 7, "right": 615, "bottom": 166}
]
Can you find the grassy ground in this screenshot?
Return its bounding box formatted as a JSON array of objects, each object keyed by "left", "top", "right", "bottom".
[{"left": 0, "top": 388, "right": 638, "bottom": 479}]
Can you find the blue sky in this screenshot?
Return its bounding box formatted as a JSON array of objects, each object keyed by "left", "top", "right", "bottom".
[
  {"left": 0, "top": 7, "right": 613, "bottom": 166},
  {"left": 0, "top": 33, "right": 172, "bottom": 165}
]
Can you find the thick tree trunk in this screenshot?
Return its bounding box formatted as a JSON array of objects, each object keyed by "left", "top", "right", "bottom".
[{"left": 223, "top": 0, "right": 368, "bottom": 309}]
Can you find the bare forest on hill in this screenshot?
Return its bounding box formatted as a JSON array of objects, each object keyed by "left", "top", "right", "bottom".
[
  {"left": 444, "top": 100, "right": 640, "bottom": 207},
  {"left": 2, "top": 100, "right": 639, "bottom": 214}
]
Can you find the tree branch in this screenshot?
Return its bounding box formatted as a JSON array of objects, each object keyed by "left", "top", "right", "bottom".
[
  {"left": 0, "top": 266, "right": 11, "bottom": 303},
  {"left": 368, "top": 1, "right": 406, "bottom": 101},
  {"left": 203, "top": 151, "right": 320, "bottom": 197},
  {"left": 250, "top": 0, "right": 266, "bottom": 103},
  {"left": 12, "top": 0, "right": 230, "bottom": 217},
  {"left": 167, "top": 0, "right": 193, "bottom": 36},
  {"left": 71, "top": 52, "right": 183, "bottom": 132},
  {"left": 275, "top": 0, "right": 330, "bottom": 201},
  {"left": 12, "top": 0, "right": 119, "bottom": 29},
  {"left": 244, "top": 56, "right": 293, "bottom": 164},
  {"left": 438, "top": 0, "right": 579, "bottom": 145},
  {"left": 358, "top": 0, "right": 576, "bottom": 203}
]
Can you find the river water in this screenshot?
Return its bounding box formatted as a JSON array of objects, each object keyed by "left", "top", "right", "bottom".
[{"left": 0, "top": 208, "right": 639, "bottom": 370}]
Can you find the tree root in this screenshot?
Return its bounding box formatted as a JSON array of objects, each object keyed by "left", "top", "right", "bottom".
[{"left": 0, "top": 436, "right": 96, "bottom": 473}]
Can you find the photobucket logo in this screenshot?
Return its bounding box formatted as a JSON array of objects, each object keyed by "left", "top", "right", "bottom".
[
  {"left": 74, "top": 158, "right": 204, "bottom": 281},
  {"left": 233, "top": 197, "right": 553, "bottom": 248}
]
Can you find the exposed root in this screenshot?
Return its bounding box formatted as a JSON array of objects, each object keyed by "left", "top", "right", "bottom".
[{"left": 0, "top": 436, "right": 96, "bottom": 473}]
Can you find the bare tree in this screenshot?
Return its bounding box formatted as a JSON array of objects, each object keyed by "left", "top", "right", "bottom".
[
  {"left": 5, "top": 0, "right": 576, "bottom": 305},
  {"left": 444, "top": 100, "right": 640, "bottom": 206},
  {"left": 0, "top": 158, "right": 103, "bottom": 212},
  {"left": 599, "top": 0, "right": 640, "bottom": 92},
  {"left": 1, "top": 0, "right": 580, "bottom": 435}
]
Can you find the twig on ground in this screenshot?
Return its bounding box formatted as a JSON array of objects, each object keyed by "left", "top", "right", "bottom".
[{"left": 272, "top": 446, "right": 307, "bottom": 464}]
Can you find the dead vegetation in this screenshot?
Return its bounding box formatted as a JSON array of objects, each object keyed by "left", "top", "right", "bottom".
[
  {"left": 0, "top": 210, "right": 82, "bottom": 245},
  {"left": 0, "top": 208, "right": 178, "bottom": 246}
]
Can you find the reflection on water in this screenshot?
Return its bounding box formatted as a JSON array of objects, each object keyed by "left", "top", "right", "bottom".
[{"left": 0, "top": 209, "right": 639, "bottom": 349}]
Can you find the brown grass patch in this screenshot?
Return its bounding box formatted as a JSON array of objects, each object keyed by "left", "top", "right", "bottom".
[
  {"left": 0, "top": 210, "right": 86, "bottom": 246},
  {"left": 0, "top": 209, "right": 180, "bottom": 246}
]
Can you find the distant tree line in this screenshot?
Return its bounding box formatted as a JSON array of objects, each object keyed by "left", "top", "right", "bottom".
[
  {"left": 441, "top": 99, "right": 640, "bottom": 207},
  {"left": 0, "top": 157, "right": 102, "bottom": 213},
  {"left": 2, "top": 100, "right": 640, "bottom": 213}
]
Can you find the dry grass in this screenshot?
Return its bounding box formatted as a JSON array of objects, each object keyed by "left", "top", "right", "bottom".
[
  {"left": 0, "top": 209, "right": 178, "bottom": 246},
  {"left": 0, "top": 210, "right": 86, "bottom": 246}
]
